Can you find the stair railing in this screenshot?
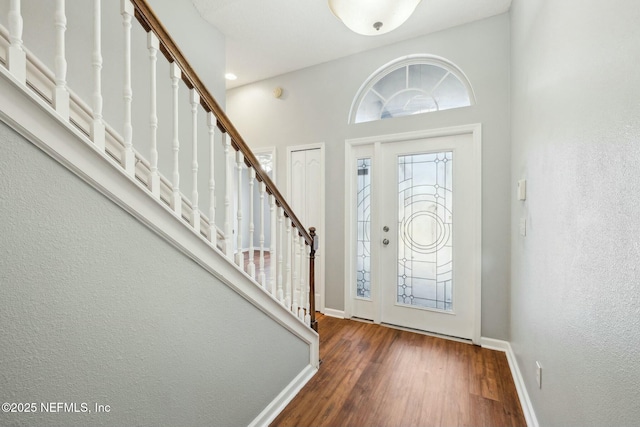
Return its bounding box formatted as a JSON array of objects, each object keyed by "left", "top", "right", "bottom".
[{"left": 1, "top": 0, "right": 317, "bottom": 331}]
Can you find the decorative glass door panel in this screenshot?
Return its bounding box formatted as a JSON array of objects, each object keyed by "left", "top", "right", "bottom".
[
  {"left": 351, "top": 145, "right": 377, "bottom": 321},
  {"left": 356, "top": 158, "right": 372, "bottom": 299},
  {"left": 397, "top": 152, "right": 453, "bottom": 311},
  {"left": 379, "top": 133, "right": 478, "bottom": 340}
]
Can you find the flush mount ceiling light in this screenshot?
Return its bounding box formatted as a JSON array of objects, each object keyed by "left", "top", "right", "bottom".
[
  {"left": 328, "top": 0, "right": 422, "bottom": 36},
  {"left": 225, "top": 73, "right": 238, "bottom": 81}
]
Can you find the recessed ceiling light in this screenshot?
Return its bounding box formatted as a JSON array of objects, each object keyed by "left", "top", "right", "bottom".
[{"left": 225, "top": 73, "right": 238, "bottom": 81}]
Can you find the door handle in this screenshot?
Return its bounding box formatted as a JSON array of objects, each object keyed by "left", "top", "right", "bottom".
[{"left": 382, "top": 238, "right": 389, "bottom": 246}]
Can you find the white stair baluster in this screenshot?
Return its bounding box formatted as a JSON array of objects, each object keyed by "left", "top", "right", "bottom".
[
  {"left": 285, "top": 218, "right": 292, "bottom": 310},
  {"left": 121, "top": 0, "right": 135, "bottom": 176},
  {"left": 224, "top": 136, "right": 233, "bottom": 258},
  {"left": 91, "top": 0, "right": 105, "bottom": 151},
  {"left": 259, "top": 181, "right": 266, "bottom": 287},
  {"left": 269, "top": 195, "right": 277, "bottom": 295},
  {"left": 207, "top": 112, "right": 217, "bottom": 247},
  {"left": 291, "top": 227, "right": 300, "bottom": 317},
  {"left": 7, "top": 0, "right": 26, "bottom": 84},
  {"left": 170, "top": 62, "right": 181, "bottom": 217},
  {"left": 147, "top": 32, "right": 160, "bottom": 197},
  {"left": 190, "top": 89, "right": 200, "bottom": 234},
  {"left": 53, "top": 0, "right": 69, "bottom": 120},
  {"left": 276, "top": 205, "right": 284, "bottom": 302},
  {"left": 236, "top": 150, "right": 244, "bottom": 268},
  {"left": 247, "top": 168, "right": 256, "bottom": 278}
]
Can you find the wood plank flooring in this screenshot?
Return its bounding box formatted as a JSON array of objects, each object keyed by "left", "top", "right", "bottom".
[{"left": 271, "top": 314, "right": 526, "bottom": 427}]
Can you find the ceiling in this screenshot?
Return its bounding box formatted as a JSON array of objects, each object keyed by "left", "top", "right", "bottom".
[{"left": 191, "top": 0, "right": 512, "bottom": 89}]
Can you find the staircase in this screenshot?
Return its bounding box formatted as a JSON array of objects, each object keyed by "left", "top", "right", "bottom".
[{"left": 0, "top": 1, "right": 318, "bottom": 426}]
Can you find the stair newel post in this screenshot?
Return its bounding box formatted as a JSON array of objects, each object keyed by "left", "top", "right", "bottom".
[
  {"left": 299, "top": 234, "right": 306, "bottom": 321},
  {"left": 269, "top": 194, "right": 277, "bottom": 294},
  {"left": 247, "top": 167, "right": 256, "bottom": 278},
  {"left": 7, "top": 0, "right": 26, "bottom": 84},
  {"left": 91, "top": 0, "right": 105, "bottom": 151},
  {"left": 53, "top": 0, "right": 69, "bottom": 121},
  {"left": 309, "top": 227, "right": 318, "bottom": 331},
  {"left": 259, "top": 181, "right": 266, "bottom": 287},
  {"left": 121, "top": 0, "right": 135, "bottom": 176},
  {"left": 207, "top": 112, "right": 217, "bottom": 247},
  {"left": 276, "top": 205, "right": 284, "bottom": 302},
  {"left": 304, "top": 239, "right": 311, "bottom": 325},
  {"left": 147, "top": 31, "right": 160, "bottom": 197},
  {"left": 170, "top": 62, "right": 181, "bottom": 217},
  {"left": 190, "top": 89, "right": 200, "bottom": 234},
  {"left": 223, "top": 135, "right": 233, "bottom": 258},
  {"left": 235, "top": 150, "right": 244, "bottom": 268},
  {"left": 291, "top": 227, "right": 300, "bottom": 317}
]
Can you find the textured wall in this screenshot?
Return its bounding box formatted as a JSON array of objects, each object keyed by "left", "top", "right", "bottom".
[
  {"left": 510, "top": 0, "right": 640, "bottom": 425},
  {"left": 0, "top": 121, "right": 308, "bottom": 427},
  {"left": 227, "top": 14, "right": 512, "bottom": 340}
]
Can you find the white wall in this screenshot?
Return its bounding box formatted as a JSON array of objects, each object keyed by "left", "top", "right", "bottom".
[
  {"left": 510, "top": 0, "right": 640, "bottom": 424},
  {"left": 0, "top": 121, "right": 308, "bottom": 427},
  {"left": 227, "top": 14, "right": 511, "bottom": 340}
]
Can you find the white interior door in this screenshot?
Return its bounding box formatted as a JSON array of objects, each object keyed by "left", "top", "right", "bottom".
[
  {"left": 289, "top": 147, "right": 325, "bottom": 311},
  {"left": 380, "top": 134, "right": 477, "bottom": 339}
]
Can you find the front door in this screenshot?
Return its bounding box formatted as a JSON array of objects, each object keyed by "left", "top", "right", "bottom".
[
  {"left": 380, "top": 133, "right": 477, "bottom": 339},
  {"left": 349, "top": 130, "right": 480, "bottom": 341}
]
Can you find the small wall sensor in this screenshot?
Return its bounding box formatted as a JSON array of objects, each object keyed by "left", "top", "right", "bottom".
[
  {"left": 273, "top": 87, "right": 283, "bottom": 99},
  {"left": 517, "top": 179, "right": 527, "bottom": 201}
]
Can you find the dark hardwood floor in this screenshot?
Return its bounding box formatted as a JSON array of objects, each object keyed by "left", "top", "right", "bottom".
[{"left": 271, "top": 314, "right": 526, "bottom": 427}]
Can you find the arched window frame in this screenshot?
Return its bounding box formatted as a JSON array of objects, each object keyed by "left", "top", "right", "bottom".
[{"left": 348, "top": 54, "right": 477, "bottom": 124}]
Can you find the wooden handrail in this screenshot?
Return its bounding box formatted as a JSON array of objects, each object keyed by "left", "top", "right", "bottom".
[{"left": 130, "top": 0, "right": 312, "bottom": 246}]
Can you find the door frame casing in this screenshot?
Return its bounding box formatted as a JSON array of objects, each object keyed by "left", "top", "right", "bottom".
[
  {"left": 343, "top": 124, "right": 482, "bottom": 344},
  {"left": 286, "top": 142, "right": 326, "bottom": 313}
]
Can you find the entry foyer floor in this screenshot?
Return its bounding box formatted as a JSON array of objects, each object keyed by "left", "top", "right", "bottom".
[{"left": 271, "top": 314, "right": 526, "bottom": 427}]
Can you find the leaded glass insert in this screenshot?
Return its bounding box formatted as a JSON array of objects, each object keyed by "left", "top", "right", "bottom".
[
  {"left": 397, "top": 152, "right": 453, "bottom": 311},
  {"left": 356, "top": 158, "right": 372, "bottom": 299},
  {"left": 353, "top": 59, "right": 473, "bottom": 124}
]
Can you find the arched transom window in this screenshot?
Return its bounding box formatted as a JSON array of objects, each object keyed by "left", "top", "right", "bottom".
[{"left": 350, "top": 55, "right": 475, "bottom": 124}]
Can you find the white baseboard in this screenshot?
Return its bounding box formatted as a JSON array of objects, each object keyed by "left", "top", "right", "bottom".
[
  {"left": 480, "top": 337, "right": 511, "bottom": 352},
  {"left": 322, "top": 308, "right": 345, "bottom": 319},
  {"left": 248, "top": 364, "right": 317, "bottom": 427},
  {"left": 481, "top": 337, "right": 539, "bottom": 427}
]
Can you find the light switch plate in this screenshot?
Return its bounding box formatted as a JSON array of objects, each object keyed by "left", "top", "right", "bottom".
[{"left": 517, "top": 179, "right": 527, "bottom": 201}]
